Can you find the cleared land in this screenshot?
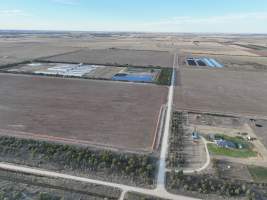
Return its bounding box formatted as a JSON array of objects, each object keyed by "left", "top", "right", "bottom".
[
  {"left": 214, "top": 160, "right": 253, "bottom": 182},
  {"left": 252, "top": 119, "right": 267, "bottom": 148},
  {"left": 40, "top": 48, "right": 173, "bottom": 68},
  {"left": 0, "top": 40, "right": 80, "bottom": 66},
  {"left": 248, "top": 166, "right": 267, "bottom": 183},
  {"left": 175, "top": 69, "right": 267, "bottom": 117},
  {"left": 0, "top": 73, "right": 167, "bottom": 152}
]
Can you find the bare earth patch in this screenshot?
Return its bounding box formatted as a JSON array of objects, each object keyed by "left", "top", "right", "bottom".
[
  {"left": 41, "top": 48, "right": 173, "bottom": 68},
  {"left": 175, "top": 69, "right": 267, "bottom": 117},
  {"left": 0, "top": 73, "right": 167, "bottom": 152}
]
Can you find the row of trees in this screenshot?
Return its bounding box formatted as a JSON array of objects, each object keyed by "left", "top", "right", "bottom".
[
  {"left": 167, "top": 171, "right": 267, "bottom": 199},
  {"left": 0, "top": 191, "right": 61, "bottom": 200},
  {"left": 167, "top": 111, "right": 186, "bottom": 169},
  {"left": 0, "top": 136, "right": 156, "bottom": 185}
]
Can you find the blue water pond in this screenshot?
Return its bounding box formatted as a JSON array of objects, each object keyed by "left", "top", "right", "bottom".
[{"left": 112, "top": 73, "right": 154, "bottom": 83}]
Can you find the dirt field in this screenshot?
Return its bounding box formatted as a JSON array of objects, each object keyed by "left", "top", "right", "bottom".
[
  {"left": 214, "top": 160, "right": 253, "bottom": 182},
  {"left": 0, "top": 73, "right": 167, "bottom": 152},
  {"left": 252, "top": 119, "right": 267, "bottom": 148},
  {"left": 41, "top": 48, "right": 173, "bottom": 68},
  {"left": 0, "top": 39, "right": 80, "bottom": 66},
  {"left": 187, "top": 113, "right": 246, "bottom": 128},
  {"left": 174, "top": 69, "right": 267, "bottom": 117},
  {"left": 1, "top": 33, "right": 266, "bottom": 68}
]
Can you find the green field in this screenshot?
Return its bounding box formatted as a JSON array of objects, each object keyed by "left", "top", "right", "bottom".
[
  {"left": 207, "top": 143, "right": 257, "bottom": 158},
  {"left": 248, "top": 166, "right": 267, "bottom": 182},
  {"left": 214, "top": 134, "right": 251, "bottom": 149},
  {"left": 156, "top": 68, "right": 172, "bottom": 85}
]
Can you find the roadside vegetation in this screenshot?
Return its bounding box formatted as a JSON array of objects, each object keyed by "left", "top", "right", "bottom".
[
  {"left": 248, "top": 166, "right": 267, "bottom": 183},
  {"left": 0, "top": 61, "right": 30, "bottom": 70},
  {"left": 167, "top": 111, "right": 186, "bottom": 169},
  {"left": 0, "top": 168, "right": 120, "bottom": 200},
  {"left": 166, "top": 170, "right": 267, "bottom": 199},
  {"left": 125, "top": 192, "right": 169, "bottom": 200},
  {"left": 156, "top": 68, "right": 172, "bottom": 86},
  {"left": 0, "top": 136, "right": 157, "bottom": 186}
]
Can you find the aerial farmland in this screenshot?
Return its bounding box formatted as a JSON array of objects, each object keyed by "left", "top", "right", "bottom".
[{"left": 0, "top": 31, "right": 267, "bottom": 199}]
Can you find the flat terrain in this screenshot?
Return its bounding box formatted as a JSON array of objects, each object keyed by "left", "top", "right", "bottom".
[
  {"left": 248, "top": 166, "right": 267, "bottom": 183},
  {"left": 0, "top": 73, "right": 167, "bottom": 152},
  {"left": 0, "top": 168, "right": 120, "bottom": 200},
  {"left": 175, "top": 69, "right": 267, "bottom": 117},
  {"left": 252, "top": 119, "right": 267, "bottom": 148},
  {"left": 41, "top": 48, "right": 173, "bottom": 68},
  {"left": 214, "top": 160, "right": 253, "bottom": 182},
  {"left": 0, "top": 39, "right": 80, "bottom": 66}
]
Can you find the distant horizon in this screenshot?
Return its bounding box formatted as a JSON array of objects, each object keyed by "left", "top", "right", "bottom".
[
  {"left": 1, "top": 29, "right": 267, "bottom": 35},
  {"left": 1, "top": 0, "right": 267, "bottom": 33}
]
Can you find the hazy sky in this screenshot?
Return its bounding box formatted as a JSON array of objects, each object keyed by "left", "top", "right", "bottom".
[{"left": 1, "top": 0, "right": 267, "bottom": 33}]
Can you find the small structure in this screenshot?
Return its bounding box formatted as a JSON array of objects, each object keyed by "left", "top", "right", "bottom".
[
  {"left": 215, "top": 139, "right": 236, "bottom": 149},
  {"left": 192, "top": 128, "right": 200, "bottom": 140}
]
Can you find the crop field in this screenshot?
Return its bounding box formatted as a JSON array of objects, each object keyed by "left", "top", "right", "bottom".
[
  {"left": 0, "top": 73, "right": 167, "bottom": 152},
  {"left": 40, "top": 48, "right": 173, "bottom": 68},
  {"left": 196, "top": 55, "right": 267, "bottom": 71},
  {"left": 234, "top": 44, "right": 267, "bottom": 56},
  {"left": 0, "top": 39, "right": 80, "bottom": 67},
  {"left": 174, "top": 69, "right": 267, "bottom": 117},
  {"left": 176, "top": 41, "right": 259, "bottom": 56}
]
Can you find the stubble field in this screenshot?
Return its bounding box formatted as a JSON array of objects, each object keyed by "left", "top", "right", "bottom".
[
  {"left": 0, "top": 73, "right": 167, "bottom": 152},
  {"left": 40, "top": 48, "right": 173, "bottom": 68},
  {"left": 174, "top": 68, "right": 267, "bottom": 117}
]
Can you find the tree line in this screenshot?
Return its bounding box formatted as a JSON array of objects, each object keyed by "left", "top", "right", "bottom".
[{"left": 0, "top": 136, "right": 156, "bottom": 185}]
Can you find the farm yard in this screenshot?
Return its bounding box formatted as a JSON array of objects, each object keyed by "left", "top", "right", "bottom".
[
  {"left": 193, "top": 55, "right": 267, "bottom": 71},
  {"left": 0, "top": 73, "right": 168, "bottom": 152},
  {"left": 186, "top": 112, "right": 267, "bottom": 164},
  {"left": 186, "top": 57, "right": 224, "bottom": 68},
  {"left": 179, "top": 53, "right": 267, "bottom": 71},
  {"left": 3, "top": 62, "right": 167, "bottom": 84},
  {"left": 187, "top": 112, "right": 245, "bottom": 128},
  {"left": 166, "top": 111, "right": 267, "bottom": 199}
]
